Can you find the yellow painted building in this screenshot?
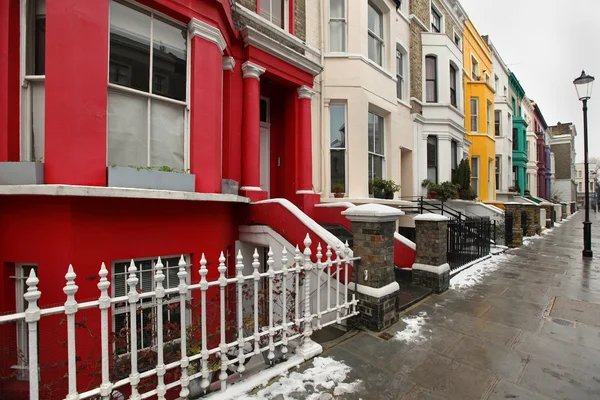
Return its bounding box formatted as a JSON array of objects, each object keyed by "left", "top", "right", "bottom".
[{"left": 463, "top": 20, "right": 496, "bottom": 201}]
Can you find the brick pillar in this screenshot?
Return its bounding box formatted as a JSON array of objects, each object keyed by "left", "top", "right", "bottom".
[
  {"left": 561, "top": 202, "right": 568, "bottom": 219},
  {"left": 540, "top": 202, "right": 554, "bottom": 228},
  {"left": 504, "top": 203, "right": 523, "bottom": 247},
  {"left": 342, "top": 204, "right": 403, "bottom": 331},
  {"left": 412, "top": 214, "right": 450, "bottom": 294},
  {"left": 523, "top": 204, "right": 541, "bottom": 235}
]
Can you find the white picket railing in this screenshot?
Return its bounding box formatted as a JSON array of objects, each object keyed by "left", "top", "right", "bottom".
[{"left": 0, "top": 234, "right": 359, "bottom": 400}]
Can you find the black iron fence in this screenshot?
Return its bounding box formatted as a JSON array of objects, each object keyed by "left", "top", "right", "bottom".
[
  {"left": 505, "top": 214, "right": 513, "bottom": 245},
  {"left": 447, "top": 218, "right": 492, "bottom": 270}
]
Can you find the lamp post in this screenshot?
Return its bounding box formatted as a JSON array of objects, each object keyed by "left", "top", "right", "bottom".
[{"left": 574, "top": 70, "right": 595, "bottom": 257}]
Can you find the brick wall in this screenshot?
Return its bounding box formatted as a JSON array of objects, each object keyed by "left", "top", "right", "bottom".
[
  {"left": 237, "top": 0, "right": 256, "bottom": 12},
  {"left": 295, "top": 0, "right": 306, "bottom": 41},
  {"left": 415, "top": 220, "right": 448, "bottom": 266},
  {"left": 551, "top": 143, "right": 571, "bottom": 179},
  {"left": 410, "top": 22, "right": 423, "bottom": 102},
  {"left": 410, "top": 0, "right": 430, "bottom": 26},
  {"left": 351, "top": 221, "right": 396, "bottom": 289}
]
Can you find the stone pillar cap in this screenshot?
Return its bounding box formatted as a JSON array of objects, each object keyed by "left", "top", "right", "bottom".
[
  {"left": 504, "top": 202, "right": 521, "bottom": 205},
  {"left": 539, "top": 201, "right": 554, "bottom": 206},
  {"left": 413, "top": 213, "right": 449, "bottom": 222},
  {"left": 342, "top": 203, "right": 404, "bottom": 222}
]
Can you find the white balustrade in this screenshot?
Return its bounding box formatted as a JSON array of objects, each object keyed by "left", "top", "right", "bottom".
[{"left": 0, "top": 234, "right": 359, "bottom": 400}]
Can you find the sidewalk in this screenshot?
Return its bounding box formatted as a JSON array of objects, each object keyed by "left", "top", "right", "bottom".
[{"left": 242, "top": 211, "right": 600, "bottom": 400}]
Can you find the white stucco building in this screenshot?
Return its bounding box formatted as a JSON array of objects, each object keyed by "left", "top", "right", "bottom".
[
  {"left": 575, "top": 162, "right": 597, "bottom": 206},
  {"left": 521, "top": 96, "right": 538, "bottom": 196},
  {"left": 485, "top": 37, "right": 513, "bottom": 196},
  {"left": 312, "top": 0, "right": 414, "bottom": 199},
  {"left": 410, "top": 0, "right": 469, "bottom": 195}
]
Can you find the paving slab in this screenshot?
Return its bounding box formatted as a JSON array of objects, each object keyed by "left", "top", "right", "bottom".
[{"left": 549, "top": 296, "right": 600, "bottom": 326}]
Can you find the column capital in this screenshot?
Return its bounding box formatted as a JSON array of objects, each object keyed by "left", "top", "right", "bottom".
[
  {"left": 189, "top": 18, "right": 226, "bottom": 54},
  {"left": 222, "top": 56, "right": 235, "bottom": 71},
  {"left": 241, "top": 61, "right": 266, "bottom": 80},
  {"left": 297, "top": 86, "right": 315, "bottom": 100}
]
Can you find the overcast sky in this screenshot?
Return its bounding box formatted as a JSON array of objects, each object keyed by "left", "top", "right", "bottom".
[{"left": 459, "top": 0, "right": 600, "bottom": 162}]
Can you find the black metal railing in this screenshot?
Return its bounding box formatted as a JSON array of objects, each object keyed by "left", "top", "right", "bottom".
[
  {"left": 505, "top": 214, "right": 513, "bottom": 244},
  {"left": 521, "top": 211, "right": 528, "bottom": 236},
  {"left": 447, "top": 218, "right": 492, "bottom": 270}
]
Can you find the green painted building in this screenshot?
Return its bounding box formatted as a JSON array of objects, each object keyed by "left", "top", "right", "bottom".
[{"left": 509, "top": 72, "right": 528, "bottom": 195}]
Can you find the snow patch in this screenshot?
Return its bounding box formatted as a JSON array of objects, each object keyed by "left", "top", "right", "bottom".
[
  {"left": 347, "top": 281, "right": 399, "bottom": 298},
  {"left": 413, "top": 213, "right": 449, "bottom": 222},
  {"left": 412, "top": 263, "right": 450, "bottom": 274},
  {"left": 233, "top": 357, "right": 362, "bottom": 400},
  {"left": 393, "top": 312, "right": 428, "bottom": 344},
  {"left": 450, "top": 254, "right": 513, "bottom": 289}
]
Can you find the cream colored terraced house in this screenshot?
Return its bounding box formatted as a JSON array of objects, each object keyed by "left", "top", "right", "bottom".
[{"left": 311, "top": 0, "right": 415, "bottom": 200}]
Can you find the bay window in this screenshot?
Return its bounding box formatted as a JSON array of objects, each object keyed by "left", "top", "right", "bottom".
[
  {"left": 368, "top": 111, "right": 385, "bottom": 186},
  {"left": 450, "top": 64, "right": 457, "bottom": 107},
  {"left": 470, "top": 97, "right": 478, "bottom": 132},
  {"left": 330, "top": 104, "right": 346, "bottom": 193},
  {"left": 108, "top": 0, "right": 188, "bottom": 170},
  {"left": 112, "top": 256, "right": 189, "bottom": 356},
  {"left": 425, "top": 56, "right": 437, "bottom": 103},
  {"left": 329, "top": 0, "right": 346, "bottom": 52},
  {"left": 471, "top": 157, "right": 479, "bottom": 194},
  {"left": 427, "top": 136, "right": 438, "bottom": 183},
  {"left": 367, "top": 3, "right": 384, "bottom": 66}
]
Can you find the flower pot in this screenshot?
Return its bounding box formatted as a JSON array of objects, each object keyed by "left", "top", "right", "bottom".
[
  {"left": 0, "top": 162, "right": 44, "bottom": 185},
  {"left": 333, "top": 193, "right": 344, "bottom": 198},
  {"left": 427, "top": 192, "right": 439, "bottom": 200},
  {"left": 188, "top": 371, "right": 215, "bottom": 399},
  {"left": 384, "top": 191, "right": 394, "bottom": 200},
  {"left": 107, "top": 166, "right": 195, "bottom": 192}
]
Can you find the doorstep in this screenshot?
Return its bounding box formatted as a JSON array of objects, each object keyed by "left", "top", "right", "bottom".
[{"left": 397, "top": 282, "right": 433, "bottom": 312}]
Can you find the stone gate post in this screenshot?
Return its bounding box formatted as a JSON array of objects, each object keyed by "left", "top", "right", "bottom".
[
  {"left": 342, "top": 204, "right": 403, "bottom": 331},
  {"left": 504, "top": 202, "right": 523, "bottom": 247},
  {"left": 411, "top": 214, "right": 450, "bottom": 294}
]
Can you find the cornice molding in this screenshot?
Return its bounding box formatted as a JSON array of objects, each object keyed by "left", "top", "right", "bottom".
[
  {"left": 241, "top": 26, "right": 322, "bottom": 77},
  {"left": 222, "top": 56, "right": 235, "bottom": 71},
  {"left": 241, "top": 61, "right": 266, "bottom": 80},
  {"left": 298, "top": 86, "right": 315, "bottom": 99},
  {"left": 189, "top": 18, "right": 227, "bottom": 54}
]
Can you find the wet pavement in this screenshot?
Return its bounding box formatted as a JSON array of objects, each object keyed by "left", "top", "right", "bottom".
[{"left": 297, "top": 211, "right": 600, "bottom": 400}]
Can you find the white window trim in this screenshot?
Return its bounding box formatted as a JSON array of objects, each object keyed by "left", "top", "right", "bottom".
[
  {"left": 111, "top": 255, "right": 192, "bottom": 356},
  {"left": 259, "top": 0, "right": 290, "bottom": 32},
  {"left": 452, "top": 27, "right": 462, "bottom": 49},
  {"left": 471, "top": 54, "right": 480, "bottom": 81},
  {"left": 328, "top": 0, "right": 347, "bottom": 52},
  {"left": 106, "top": 0, "right": 191, "bottom": 170},
  {"left": 496, "top": 155, "right": 501, "bottom": 191},
  {"left": 424, "top": 55, "right": 437, "bottom": 103},
  {"left": 396, "top": 44, "right": 408, "bottom": 101},
  {"left": 470, "top": 97, "right": 479, "bottom": 132},
  {"left": 471, "top": 156, "right": 480, "bottom": 194},
  {"left": 495, "top": 109, "right": 501, "bottom": 137},
  {"left": 430, "top": 3, "right": 443, "bottom": 33},
  {"left": 368, "top": 110, "right": 386, "bottom": 186},
  {"left": 12, "top": 263, "right": 37, "bottom": 381},
  {"left": 329, "top": 102, "right": 348, "bottom": 196},
  {"left": 367, "top": 2, "right": 385, "bottom": 67}
]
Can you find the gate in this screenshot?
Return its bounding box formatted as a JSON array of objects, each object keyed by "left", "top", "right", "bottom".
[
  {"left": 447, "top": 218, "right": 492, "bottom": 270},
  {"left": 505, "top": 214, "right": 513, "bottom": 245}
]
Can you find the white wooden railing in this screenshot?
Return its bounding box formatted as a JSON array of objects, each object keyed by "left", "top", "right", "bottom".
[{"left": 0, "top": 234, "right": 359, "bottom": 400}]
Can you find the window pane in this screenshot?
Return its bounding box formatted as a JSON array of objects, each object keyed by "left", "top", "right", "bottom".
[
  {"left": 330, "top": 150, "right": 345, "bottom": 191},
  {"left": 110, "top": 0, "right": 151, "bottom": 92},
  {"left": 426, "top": 57, "right": 436, "bottom": 79},
  {"left": 260, "top": 99, "right": 268, "bottom": 123},
  {"left": 329, "top": 21, "right": 346, "bottom": 52},
  {"left": 150, "top": 100, "right": 185, "bottom": 169},
  {"left": 368, "top": 35, "right": 382, "bottom": 65},
  {"left": 34, "top": 15, "right": 46, "bottom": 75},
  {"left": 368, "top": 112, "right": 374, "bottom": 152},
  {"left": 272, "top": 0, "right": 284, "bottom": 28},
  {"left": 330, "top": 104, "right": 345, "bottom": 148},
  {"left": 368, "top": 4, "right": 382, "bottom": 36},
  {"left": 426, "top": 81, "right": 436, "bottom": 103},
  {"left": 31, "top": 81, "right": 45, "bottom": 161},
  {"left": 374, "top": 114, "right": 384, "bottom": 155},
  {"left": 374, "top": 155, "right": 383, "bottom": 179},
  {"left": 330, "top": 0, "right": 345, "bottom": 18},
  {"left": 152, "top": 17, "right": 187, "bottom": 101},
  {"left": 427, "top": 136, "right": 437, "bottom": 167},
  {"left": 260, "top": 0, "right": 271, "bottom": 22},
  {"left": 107, "top": 90, "right": 148, "bottom": 167}
]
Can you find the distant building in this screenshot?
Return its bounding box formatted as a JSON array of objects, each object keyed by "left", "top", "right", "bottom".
[
  {"left": 575, "top": 162, "right": 597, "bottom": 207},
  {"left": 548, "top": 122, "right": 577, "bottom": 203}
]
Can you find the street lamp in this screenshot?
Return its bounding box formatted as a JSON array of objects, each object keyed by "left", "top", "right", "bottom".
[{"left": 574, "top": 70, "right": 595, "bottom": 257}]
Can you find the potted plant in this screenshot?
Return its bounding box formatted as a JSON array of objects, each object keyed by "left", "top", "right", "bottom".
[
  {"left": 458, "top": 188, "right": 477, "bottom": 200},
  {"left": 422, "top": 179, "right": 437, "bottom": 199},
  {"left": 508, "top": 185, "right": 520, "bottom": 194},
  {"left": 425, "top": 181, "right": 459, "bottom": 202},
  {"left": 371, "top": 178, "right": 401, "bottom": 199},
  {"left": 452, "top": 159, "right": 477, "bottom": 200},
  {"left": 0, "top": 159, "right": 44, "bottom": 185},
  {"left": 332, "top": 184, "right": 345, "bottom": 198},
  {"left": 107, "top": 164, "right": 196, "bottom": 192}
]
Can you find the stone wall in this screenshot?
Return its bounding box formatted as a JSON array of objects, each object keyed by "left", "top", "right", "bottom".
[
  {"left": 551, "top": 143, "right": 572, "bottom": 180},
  {"left": 409, "top": 22, "right": 423, "bottom": 102},
  {"left": 352, "top": 220, "right": 396, "bottom": 289},
  {"left": 412, "top": 267, "right": 450, "bottom": 294},
  {"left": 355, "top": 292, "right": 398, "bottom": 331},
  {"left": 523, "top": 204, "right": 540, "bottom": 236},
  {"left": 410, "top": 0, "right": 430, "bottom": 25},
  {"left": 295, "top": 0, "right": 306, "bottom": 41},
  {"left": 414, "top": 220, "right": 448, "bottom": 266},
  {"left": 505, "top": 204, "right": 523, "bottom": 247}
]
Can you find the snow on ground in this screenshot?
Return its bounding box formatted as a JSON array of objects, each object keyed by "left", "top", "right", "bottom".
[
  {"left": 393, "top": 311, "right": 428, "bottom": 344},
  {"left": 233, "top": 357, "right": 362, "bottom": 400},
  {"left": 450, "top": 253, "right": 513, "bottom": 290}
]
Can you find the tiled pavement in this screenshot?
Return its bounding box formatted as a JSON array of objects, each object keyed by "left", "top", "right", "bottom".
[{"left": 310, "top": 211, "right": 600, "bottom": 400}]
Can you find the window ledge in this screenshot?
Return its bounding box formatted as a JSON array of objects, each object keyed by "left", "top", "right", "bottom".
[
  {"left": 0, "top": 185, "right": 251, "bottom": 203},
  {"left": 397, "top": 99, "right": 411, "bottom": 110}
]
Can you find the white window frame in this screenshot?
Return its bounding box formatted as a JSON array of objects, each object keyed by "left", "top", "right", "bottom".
[
  {"left": 396, "top": 45, "right": 406, "bottom": 100},
  {"left": 329, "top": 102, "right": 347, "bottom": 195},
  {"left": 471, "top": 55, "right": 479, "bottom": 80},
  {"left": 453, "top": 29, "right": 461, "bottom": 48},
  {"left": 12, "top": 264, "right": 38, "bottom": 381},
  {"left": 368, "top": 110, "right": 385, "bottom": 187},
  {"left": 425, "top": 55, "right": 437, "bottom": 103},
  {"left": 470, "top": 97, "right": 478, "bottom": 132},
  {"left": 111, "top": 255, "right": 191, "bottom": 357},
  {"left": 495, "top": 155, "right": 501, "bottom": 191},
  {"left": 367, "top": 2, "right": 384, "bottom": 66},
  {"left": 471, "top": 157, "right": 479, "bottom": 194},
  {"left": 259, "top": 0, "right": 290, "bottom": 31},
  {"left": 495, "top": 110, "right": 501, "bottom": 137},
  {"left": 431, "top": 4, "right": 443, "bottom": 33},
  {"left": 449, "top": 63, "right": 458, "bottom": 107},
  {"left": 329, "top": 0, "right": 346, "bottom": 52},
  {"left": 487, "top": 101, "right": 493, "bottom": 136},
  {"left": 20, "top": 0, "right": 46, "bottom": 162},
  {"left": 107, "top": 0, "right": 191, "bottom": 170}
]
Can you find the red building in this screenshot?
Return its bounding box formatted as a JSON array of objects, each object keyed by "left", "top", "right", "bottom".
[{"left": 0, "top": 1, "right": 415, "bottom": 398}]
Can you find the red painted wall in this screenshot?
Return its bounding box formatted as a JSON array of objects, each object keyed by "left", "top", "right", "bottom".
[
  {"left": 44, "top": 0, "right": 109, "bottom": 185},
  {"left": 394, "top": 238, "right": 416, "bottom": 269},
  {"left": 0, "top": 0, "right": 20, "bottom": 162},
  {"left": 0, "top": 195, "right": 242, "bottom": 399},
  {"left": 222, "top": 59, "right": 244, "bottom": 183}
]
